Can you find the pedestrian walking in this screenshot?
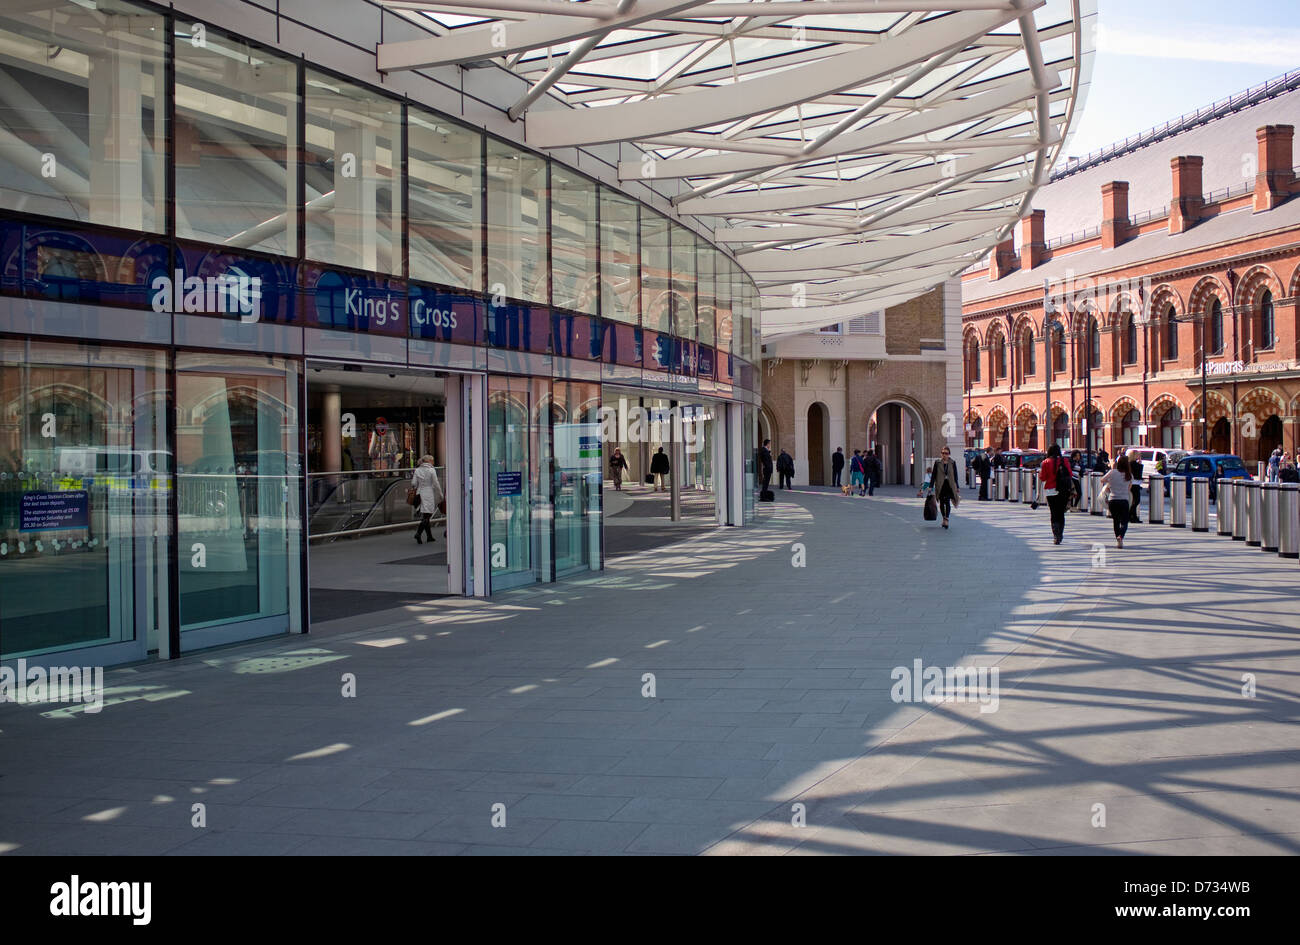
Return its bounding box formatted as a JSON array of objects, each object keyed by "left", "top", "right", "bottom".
[
  {"left": 1040, "top": 444, "right": 1073, "bottom": 545},
  {"left": 848, "top": 449, "right": 866, "bottom": 496},
  {"left": 609, "top": 447, "right": 628, "bottom": 491},
  {"left": 976, "top": 450, "right": 990, "bottom": 500},
  {"left": 865, "top": 449, "right": 882, "bottom": 496},
  {"left": 410, "top": 454, "right": 443, "bottom": 545},
  {"left": 650, "top": 446, "right": 671, "bottom": 491},
  {"left": 1125, "top": 450, "right": 1143, "bottom": 523},
  {"left": 929, "top": 446, "right": 961, "bottom": 529},
  {"left": 831, "top": 447, "right": 845, "bottom": 487},
  {"left": 1100, "top": 455, "right": 1134, "bottom": 548},
  {"left": 776, "top": 449, "right": 794, "bottom": 489},
  {"left": 1268, "top": 446, "right": 1282, "bottom": 482}
]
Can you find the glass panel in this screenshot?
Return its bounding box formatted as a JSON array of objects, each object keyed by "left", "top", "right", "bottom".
[
  {"left": 551, "top": 166, "right": 598, "bottom": 315},
  {"left": 175, "top": 21, "right": 298, "bottom": 255},
  {"left": 671, "top": 223, "right": 696, "bottom": 342},
  {"left": 744, "top": 406, "right": 755, "bottom": 523},
  {"left": 641, "top": 212, "right": 671, "bottom": 334},
  {"left": 176, "top": 354, "right": 300, "bottom": 633},
  {"left": 716, "top": 254, "right": 734, "bottom": 357},
  {"left": 488, "top": 375, "right": 549, "bottom": 589},
  {"left": 696, "top": 244, "right": 716, "bottom": 348},
  {"left": 408, "top": 108, "right": 482, "bottom": 291},
  {"left": 304, "top": 71, "right": 401, "bottom": 274},
  {"left": 600, "top": 187, "right": 639, "bottom": 325},
  {"left": 0, "top": 340, "right": 167, "bottom": 659},
  {"left": 486, "top": 139, "right": 548, "bottom": 304},
  {"left": 0, "top": 0, "right": 165, "bottom": 231},
  {"left": 552, "top": 381, "right": 601, "bottom": 575}
]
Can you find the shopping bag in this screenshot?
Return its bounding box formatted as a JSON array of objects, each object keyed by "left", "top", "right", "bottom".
[{"left": 923, "top": 493, "right": 938, "bottom": 521}]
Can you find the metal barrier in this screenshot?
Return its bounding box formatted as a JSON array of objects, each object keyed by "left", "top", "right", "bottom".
[
  {"left": 1216, "top": 480, "right": 1234, "bottom": 535},
  {"left": 1233, "top": 480, "right": 1248, "bottom": 541},
  {"left": 1244, "top": 481, "right": 1262, "bottom": 547},
  {"left": 1075, "top": 471, "right": 1089, "bottom": 513},
  {"left": 1089, "top": 472, "right": 1104, "bottom": 516},
  {"left": 1169, "top": 476, "right": 1187, "bottom": 528},
  {"left": 1026, "top": 469, "right": 1039, "bottom": 505},
  {"left": 1148, "top": 474, "right": 1165, "bottom": 523},
  {"left": 993, "top": 468, "right": 1003, "bottom": 500},
  {"left": 1191, "top": 478, "right": 1209, "bottom": 532},
  {"left": 1261, "top": 482, "right": 1280, "bottom": 552},
  {"left": 1279, "top": 483, "right": 1299, "bottom": 559},
  {"left": 1009, "top": 466, "right": 1021, "bottom": 502}
]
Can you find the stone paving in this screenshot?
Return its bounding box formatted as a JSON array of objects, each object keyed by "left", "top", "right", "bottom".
[{"left": 1, "top": 484, "right": 1297, "bottom": 855}]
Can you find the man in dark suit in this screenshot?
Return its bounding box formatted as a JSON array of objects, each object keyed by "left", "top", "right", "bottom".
[
  {"left": 758, "top": 439, "right": 774, "bottom": 494},
  {"left": 831, "top": 447, "right": 845, "bottom": 487}
]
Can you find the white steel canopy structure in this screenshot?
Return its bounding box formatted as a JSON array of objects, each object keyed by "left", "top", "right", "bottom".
[{"left": 377, "top": 0, "right": 1095, "bottom": 340}]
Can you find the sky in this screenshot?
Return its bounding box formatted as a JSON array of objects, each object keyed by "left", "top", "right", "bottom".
[{"left": 1063, "top": 0, "right": 1300, "bottom": 159}]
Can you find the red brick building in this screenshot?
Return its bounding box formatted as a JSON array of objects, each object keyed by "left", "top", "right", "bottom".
[{"left": 961, "top": 73, "right": 1300, "bottom": 468}]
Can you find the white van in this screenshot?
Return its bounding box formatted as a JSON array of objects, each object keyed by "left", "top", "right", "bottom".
[{"left": 57, "top": 448, "right": 172, "bottom": 480}]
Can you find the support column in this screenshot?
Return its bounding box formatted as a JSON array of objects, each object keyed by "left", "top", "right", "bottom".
[
  {"left": 89, "top": 26, "right": 144, "bottom": 230},
  {"left": 670, "top": 401, "right": 682, "bottom": 521},
  {"left": 321, "top": 387, "right": 343, "bottom": 474}
]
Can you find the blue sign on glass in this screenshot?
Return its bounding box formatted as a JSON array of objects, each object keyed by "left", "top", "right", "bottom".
[
  {"left": 20, "top": 490, "right": 90, "bottom": 531},
  {"left": 496, "top": 471, "right": 523, "bottom": 497}
]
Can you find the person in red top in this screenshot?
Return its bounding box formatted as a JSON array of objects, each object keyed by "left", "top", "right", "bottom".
[{"left": 1039, "top": 443, "right": 1073, "bottom": 545}]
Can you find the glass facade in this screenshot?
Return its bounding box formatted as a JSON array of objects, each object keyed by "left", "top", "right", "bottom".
[
  {"left": 0, "top": 0, "right": 763, "bottom": 665},
  {"left": 486, "top": 139, "right": 548, "bottom": 305},
  {"left": 174, "top": 19, "right": 298, "bottom": 255},
  {"left": 0, "top": 0, "right": 166, "bottom": 232},
  {"left": 0, "top": 339, "right": 167, "bottom": 661}
]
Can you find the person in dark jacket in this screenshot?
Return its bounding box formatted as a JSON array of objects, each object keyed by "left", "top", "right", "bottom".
[
  {"left": 864, "top": 449, "right": 882, "bottom": 496},
  {"left": 776, "top": 449, "right": 795, "bottom": 489},
  {"left": 757, "top": 439, "right": 774, "bottom": 493},
  {"left": 650, "top": 446, "right": 671, "bottom": 491},
  {"left": 1125, "top": 450, "right": 1143, "bottom": 522},
  {"left": 831, "top": 447, "right": 845, "bottom": 487},
  {"left": 929, "top": 446, "right": 961, "bottom": 529},
  {"left": 609, "top": 447, "right": 629, "bottom": 491}
]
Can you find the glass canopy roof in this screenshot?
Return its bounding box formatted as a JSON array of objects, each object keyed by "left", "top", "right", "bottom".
[{"left": 376, "top": 0, "right": 1096, "bottom": 338}]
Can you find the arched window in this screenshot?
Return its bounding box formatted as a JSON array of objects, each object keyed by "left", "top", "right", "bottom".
[
  {"left": 1121, "top": 408, "right": 1140, "bottom": 446},
  {"left": 1081, "top": 408, "right": 1103, "bottom": 452},
  {"left": 1164, "top": 305, "right": 1178, "bottom": 361},
  {"left": 1052, "top": 412, "right": 1068, "bottom": 449},
  {"left": 1123, "top": 313, "right": 1137, "bottom": 365},
  {"left": 966, "top": 338, "right": 980, "bottom": 386},
  {"left": 1088, "top": 317, "right": 1100, "bottom": 370},
  {"left": 1210, "top": 299, "right": 1224, "bottom": 355},
  {"left": 1053, "top": 324, "right": 1066, "bottom": 373},
  {"left": 995, "top": 336, "right": 1007, "bottom": 379},
  {"left": 1021, "top": 329, "right": 1035, "bottom": 377},
  {"left": 1260, "top": 290, "right": 1274, "bottom": 350},
  {"left": 1160, "top": 404, "right": 1183, "bottom": 449}
]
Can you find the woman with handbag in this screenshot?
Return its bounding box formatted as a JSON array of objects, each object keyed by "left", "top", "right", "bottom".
[
  {"left": 929, "top": 446, "right": 961, "bottom": 529},
  {"left": 410, "top": 455, "right": 443, "bottom": 545},
  {"left": 1099, "top": 454, "right": 1134, "bottom": 549}
]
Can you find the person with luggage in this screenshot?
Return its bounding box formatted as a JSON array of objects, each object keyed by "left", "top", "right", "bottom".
[
  {"left": 758, "top": 439, "right": 774, "bottom": 495},
  {"left": 1040, "top": 444, "right": 1073, "bottom": 545},
  {"left": 929, "top": 446, "right": 961, "bottom": 529},
  {"left": 831, "top": 447, "right": 845, "bottom": 488}
]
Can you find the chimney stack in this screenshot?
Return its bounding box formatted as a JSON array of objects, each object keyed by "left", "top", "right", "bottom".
[
  {"left": 1019, "top": 210, "right": 1045, "bottom": 269},
  {"left": 1101, "top": 181, "right": 1130, "bottom": 249},
  {"left": 1169, "top": 156, "right": 1204, "bottom": 234},
  {"left": 1254, "top": 124, "right": 1295, "bottom": 212},
  {"left": 988, "top": 236, "right": 1017, "bottom": 281}
]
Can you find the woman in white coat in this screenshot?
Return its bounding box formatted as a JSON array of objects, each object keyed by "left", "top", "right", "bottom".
[{"left": 411, "top": 455, "right": 443, "bottom": 545}]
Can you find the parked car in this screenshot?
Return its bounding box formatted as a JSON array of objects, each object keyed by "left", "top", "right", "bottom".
[
  {"left": 1164, "top": 454, "right": 1251, "bottom": 501},
  {"left": 1123, "top": 447, "right": 1185, "bottom": 477}
]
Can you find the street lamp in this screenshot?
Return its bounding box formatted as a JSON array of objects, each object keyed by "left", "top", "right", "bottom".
[{"left": 1043, "top": 280, "right": 1059, "bottom": 452}]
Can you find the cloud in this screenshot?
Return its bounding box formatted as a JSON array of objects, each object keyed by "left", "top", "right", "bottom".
[{"left": 1096, "top": 20, "right": 1300, "bottom": 67}]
